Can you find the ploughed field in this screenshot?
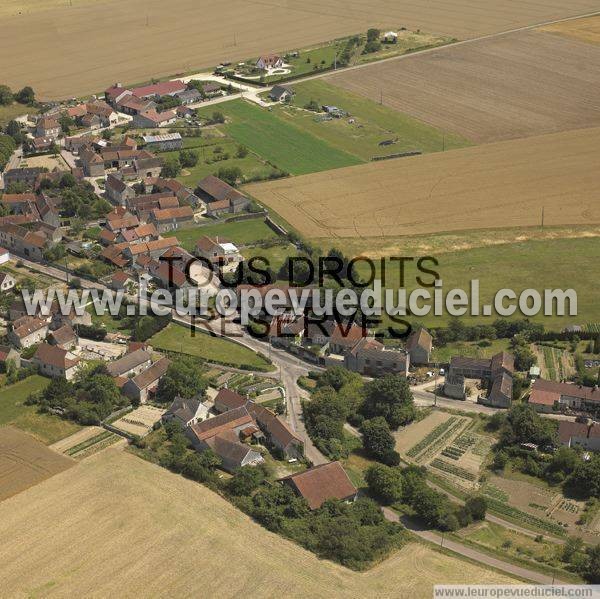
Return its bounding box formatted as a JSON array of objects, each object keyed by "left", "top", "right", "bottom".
[
  {"left": 327, "top": 29, "right": 600, "bottom": 143},
  {"left": 246, "top": 127, "right": 600, "bottom": 240},
  {"left": 0, "top": 448, "right": 518, "bottom": 596},
  {"left": 2, "top": 0, "right": 600, "bottom": 98}
]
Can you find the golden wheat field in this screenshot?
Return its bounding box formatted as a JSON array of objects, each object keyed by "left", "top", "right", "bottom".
[
  {"left": 540, "top": 14, "right": 600, "bottom": 45},
  {"left": 0, "top": 427, "right": 73, "bottom": 502},
  {"left": 246, "top": 127, "right": 600, "bottom": 241},
  {"left": 0, "top": 448, "right": 517, "bottom": 597},
  {"left": 1, "top": 0, "right": 600, "bottom": 98},
  {"left": 327, "top": 29, "right": 600, "bottom": 143}
]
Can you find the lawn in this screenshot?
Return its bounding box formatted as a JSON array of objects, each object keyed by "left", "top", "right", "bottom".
[
  {"left": 0, "top": 375, "right": 80, "bottom": 444},
  {"left": 161, "top": 135, "right": 280, "bottom": 187},
  {"left": 196, "top": 100, "right": 361, "bottom": 175},
  {"left": 0, "top": 103, "right": 37, "bottom": 127},
  {"left": 164, "top": 218, "right": 277, "bottom": 251},
  {"left": 273, "top": 79, "right": 470, "bottom": 160},
  {"left": 149, "top": 323, "right": 273, "bottom": 371},
  {"left": 431, "top": 339, "right": 512, "bottom": 363},
  {"left": 242, "top": 242, "right": 299, "bottom": 275},
  {"left": 352, "top": 237, "right": 600, "bottom": 331}
]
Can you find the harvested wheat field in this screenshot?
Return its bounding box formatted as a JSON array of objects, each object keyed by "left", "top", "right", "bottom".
[
  {"left": 0, "top": 448, "right": 517, "bottom": 597},
  {"left": 247, "top": 127, "right": 600, "bottom": 240},
  {"left": 2, "top": 0, "right": 600, "bottom": 98},
  {"left": 0, "top": 426, "right": 73, "bottom": 502},
  {"left": 540, "top": 15, "right": 600, "bottom": 45},
  {"left": 328, "top": 29, "right": 600, "bottom": 143}
]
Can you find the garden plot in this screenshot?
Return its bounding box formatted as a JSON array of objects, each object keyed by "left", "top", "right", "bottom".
[
  {"left": 49, "top": 426, "right": 104, "bottom": 454},
  {"left": 111, "top": 406, "right": 165, "bottom": 438},
  {"left": 396, "top": 411, "right": 469, "bottom": 464}
]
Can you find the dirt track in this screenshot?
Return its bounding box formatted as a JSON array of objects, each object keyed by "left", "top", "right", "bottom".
[
  {"left": 327, "top": 29, "right": 600, "bottom": 143},
  {"left": 2, "top": 0, "right": 600, "bottom": 98},
  {"left": 246, "top": 126, "right": 600, "bottom": 239}
]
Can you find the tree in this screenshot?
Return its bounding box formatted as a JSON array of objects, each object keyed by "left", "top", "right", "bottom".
[
  {"left": 156, "top": 356, "right": 208, "bottom": 404},
  {"left": 0, "top": 85, "right": 13, "bottom": 106},
  {"left": 58, "top": 114, "right": 75, "bottom": 135},
  {"left": 304, "top": 99, "right": 320, "bottom": 112},
  {"left": 464, "top": 496, "right": 487, "bottom": 521},
  {"left": 15, "top": 86, "right": 35, "bottom": 105},
  {"left": 364, "top": 464, "right": 403, "bottom": 504},
  {"left": 236, "top": 144, "right": 248, "bottom": 158},
  {"left": 513, "top": 344, "right": 536, "bottom": 371},
  {"left": 316, "top": 366, "right": 361, "bottom": 392},
  {"left": 216, "top": 166, "right": 242, "bottom": 186},
  {"left": 227, "top": 466, "right": 266, "bottom": 496},
  {"left": 361, "top": 417, "right": 397, "bottom": 463},
  {"left": 161, "top": 156, "right": 181, "bottom": 178},
  {"left": 178, "top": 149, "right": 199, "bottom": 168},
  {"left": 582, "top": 544, "right": 600, "bottom": 583},
  {"left": 361, "top": 374, "right": 415, "bottom": 429},
  {"left": 5, "top": 120, "right": 23, "bottom": 144},
  {"left": 366, "top": 28, "right": 380, "bottom": 42},
  {"left": 566, "top": 455, "right": 600, "bottom": 499},
  {"left": 211, "top": 111, "right": 225, "bottom": 124}
]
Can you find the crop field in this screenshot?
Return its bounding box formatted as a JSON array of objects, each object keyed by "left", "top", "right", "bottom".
[
  {"left": 0, "top": 427, "right": 73, "bottom": 502},
  {"left": 327, "top": 30, "right": 600, "bottom": 143},
  {"left": 271, "top": 79, "right": 470, "bottom": 160},
  {"left": 197, "top": 100, "right": 361, "bottom": 175},
  {"left": 246, "top": 127, "right": 600, "bottom": 240},
  {"left": 0, "top": 448, "right": 517, "bottom": 596},
  {"left": 3, "top": 0, "right": 599, "bottom": 99},
  {"left": 540, "top": 15, "right": 600, "bottom": 46},
  {"left": 111, "top": 405, "right": 165, "bottom": 437},
  {"left": 0, "top": 376, "right": 81, "bottom": 445},
  {"left": 150, "top": 323, "right": 273, "bottom": 371}
]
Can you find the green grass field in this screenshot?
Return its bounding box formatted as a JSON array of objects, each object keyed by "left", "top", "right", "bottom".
[
  {"left": 0, "top": 375, "right": 80, "bottom": 444},
  {"left": 197, "top": 100, "right": 361, "bottom": 175},
  {"left": 431, "top": 339, "right": 512, "bottom": 363},
  {"left": 164, "top": 218, "right": 277, "bottom": 251},
  {"left": 150, "top": 323, "right": 273, "bottom": 371},
  {"left": 160, "top": 135, "right": 279, "bottom": 187},
  {"left": 242, "top": 242, "right": 298, "bottom": 274},
  {"left": 273, "top": 79, "right": 470, "bottom": 160},
  {"left": 0, "top": 103, "right": 37, "bottom": 127},
  {"left": 352, "top": 237, "right": 599, "bottom": 331}
]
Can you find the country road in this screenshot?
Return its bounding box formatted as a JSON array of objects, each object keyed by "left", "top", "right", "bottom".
[{"left": 382, "top": 508, "right": 567, "bottom": 585}]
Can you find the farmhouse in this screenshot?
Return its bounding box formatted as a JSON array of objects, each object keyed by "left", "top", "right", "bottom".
[
  {"left": 163, "top": 396, "right": 208, "bottom": 428},
  {"left": 35, "top": 117, "right": 61, "bottom": 139},
  {"left": 528, "top": 378, "right": 600, "bottom": 414},
  {"left": 0, "top": 272, "right": 16, "bottom": 292},
  {"left": 105, "top": 174, "right": 136, "bottom": 205},
  {"left": 149, "top": 206, "right": 194, "bottom": 233},
  {"left": 131, "top": 80, "right": 187, "bottom": 99},
  {"left": 133, "top": 109, "right": 177, "bottom": 129},
  {"left": 2, "top": 167, "right": 45, "bottom": 189},
  {"left": 406, "top": 327, "right": 433, "bottom": 365},
  {"left": 0, "top": 344, "right": 21, "bottom": 368},
  {"left": 174, "top": 89, "right": 203, "bottom": 105},
  {"left": 106, "top": 348, "right": 152, "bottom": 378},
  {"left": 49, "top": 324, "right": 77, "bottom": 349},
  {"left": 122, "top": 357, "right": 170, "bottom": 403},
  {"left": 195, "top": 235, "right": 242, "bottom": 265},
  {"left": 0, "top": 224, "right": 47, "bottom": 260},
  {"left": 8, "top": 316, "right": 49, "bottom": 349},
  {"left": 558, "top": 420, "right": 600, "bottom": 452},
  {"left": 116, "top": 95, "right": 157, "bottom": 116},
  {"left": 32, "top": 343, "right": 80, "bottom": 380},
  {"left": 196, "top": 175, "right": 249, "bottom": 214},
  {"left": 279, "top": 462, "right": 357, "bottom": 510},
  {"left": 345, "top": 338, "right": 409, "bottom": 377},
  {"left": 86, "top": 100, "right": 119, "bottom": 126}
]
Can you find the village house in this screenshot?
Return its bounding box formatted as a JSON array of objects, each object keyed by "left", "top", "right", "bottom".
[
  {"left": 32, "top": 343, "right": 80, "bottom": 380},
  {"left": 256, "top": 55, "right": 284, "bottom": 70},
  {"left": 0, "top": 192, "right": 37, "bottom": 213},
  {"left": 80, "top": 114, "right": 102, "bottom": 130},
  {"left": 35, "top": 194, "right": 61, "bottom": 228},
  {"left": 122, "top": 357, "right": 170, "bottom": 403},
  {"left": 115, "top": 94, "right": 157, "bottom": 116},
  {"left": 106, "top": 348, "right": 152, "bottom": 378},
  {"left": 269, "top": 84, "right": 294, "bottom": 102},
  {"left": 558, "top": 420, "right": 600, "bottom": 452},
  {"left": 173, "top": 89, "right": 203, "bottom": 105},
  {"left": 0, "top": 272, "right": 16, "bottom": 292},
  {"left": 195, "top": 235, "right": 242, "bottom": 265},
  {"left": 0, "top": 223, "right": 47, "bottom": 260},
  {"left": 79, "top": 148, "right": 105, "bottom": 177},
  {"left": 121, "top": 237, "right": 180, "bottom": 265},
  {"left": 344, "top": 337, "right": 409, "bottom": 377},
  {"left": 109, "top": 271, "right": 135, "bottom": 291},
  {"left": 85, "top": 100, "right": 119, "bottom": 127},
  {"left": 329, "top": 322, "right": 369, "bottom": 355},
  {"left": 8, "top": 316, "right": 49, "bottom": 349},
  {"left": 130, "top": 80, "right": 188, "bottom": 100},
  {"left": 149, "top": 206, "right": 194, "bottom": 233},
  {"left": 406, "top": 327, "right": 433, "bottom": 365},
  {"left": 279, "top": 462, "right": 357, "bottom": 510},
  {"left": 48, "top": 324, "right": 77, "bottom": 350},
  {"left": 105, "top": 174, "right": 136, "bottom": 205},
  {"left": 35, "top": 117, "right": 61, "bottom": 139},
  {"left": 132, "top": 109, "right": 177, "bottom": 129},
  {"left": 162, "top": 396, "right": 209, "bottom": 428},
  {"left": 528, "top": 378, "right": 600, "bottom": 414},
  {"left": 0, "top": 344, "right": 21, "bottom": 369},
  {"left": 143, "top": 177, "right": 200, "bottom": 207},
  {"left": 2, "top": 167, "right": 46, "bottom": 189}
]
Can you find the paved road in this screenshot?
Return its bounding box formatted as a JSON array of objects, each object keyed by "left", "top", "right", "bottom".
[{"left": 382, "top": 508, "right": 566, "bottom": 585}]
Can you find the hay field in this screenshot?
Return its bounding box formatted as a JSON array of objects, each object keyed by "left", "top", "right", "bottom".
[
  {"left": 2, "top": 0, "right": 600, "bottom": 99},
  {"left": 0, "top": 448, "right": 517, "bottom": 597},
  {"left": 0, "top": 427, "right": 73, "bottom": 502},
  {"left": 112, "top": 405, "right": 165, "bottom": 437},
  {"left": 540, "top": 15, "right": 600, "bottom": 45},
  {"left": 246, "top": 127, "right": 600, "bottom": 240},
  {"left": 327, "top": 30, "right": 600, "bottom": 143}
]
